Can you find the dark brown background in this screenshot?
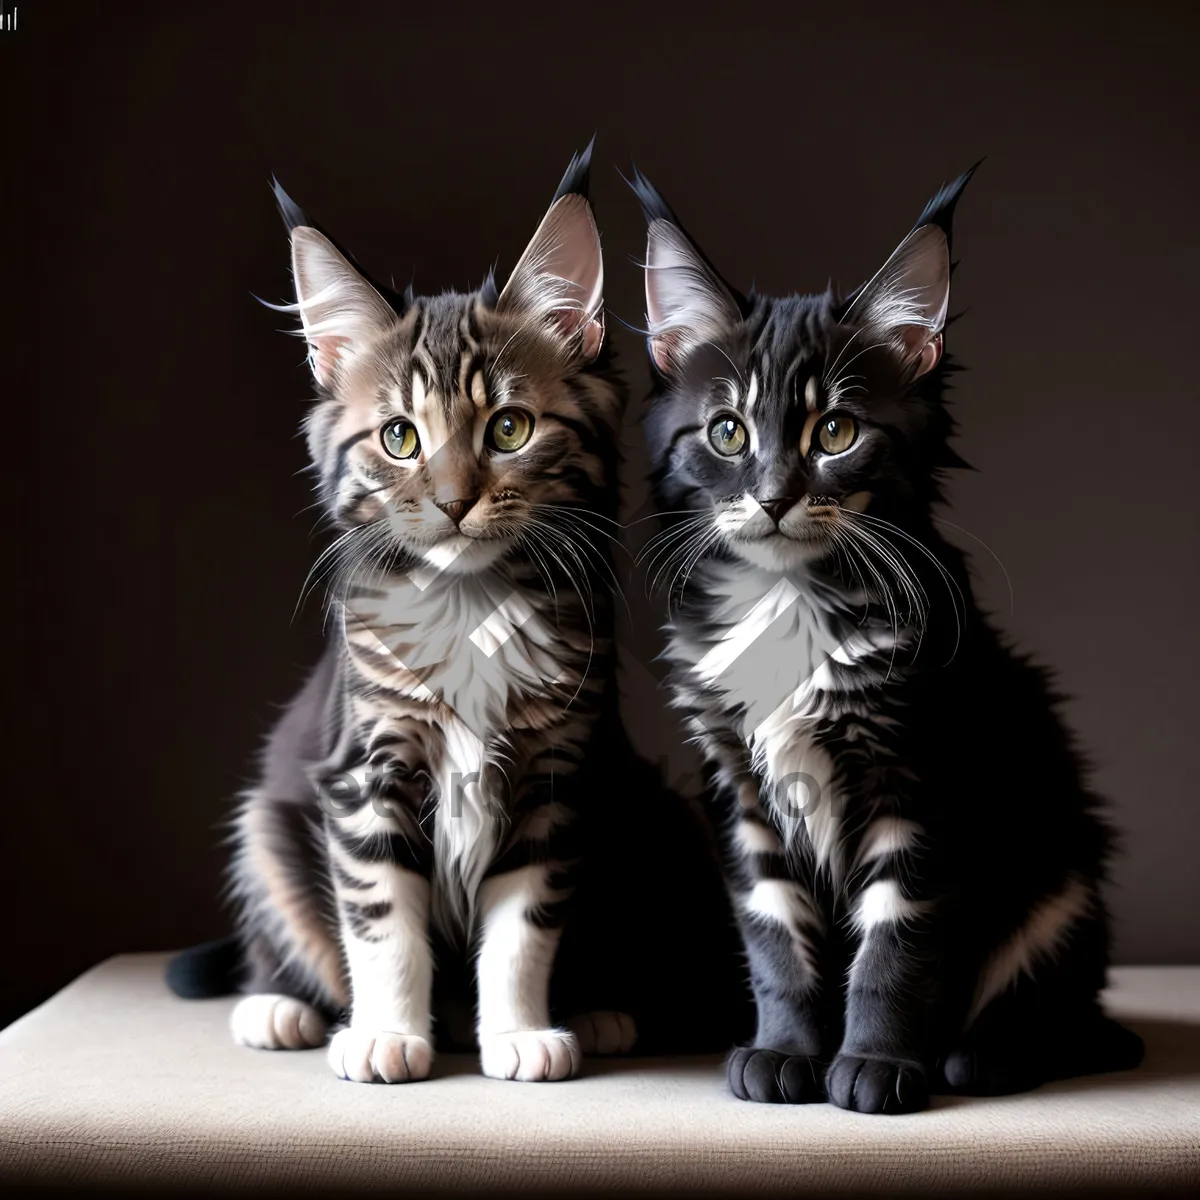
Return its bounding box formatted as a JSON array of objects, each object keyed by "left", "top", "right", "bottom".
[{"left": 3, "top": 0, "right": 1198, "bottom": 1029}]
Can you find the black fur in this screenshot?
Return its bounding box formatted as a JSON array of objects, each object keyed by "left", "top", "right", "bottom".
[{"left": 636, "top": 166, "right": 1143, "bottom": 1111}]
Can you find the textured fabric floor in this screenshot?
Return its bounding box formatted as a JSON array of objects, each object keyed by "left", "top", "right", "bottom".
[{"left": 0, "top": 954, "right": 1197, "bottom": 1193}]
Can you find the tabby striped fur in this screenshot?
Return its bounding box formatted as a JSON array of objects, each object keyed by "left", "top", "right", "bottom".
[{"left": 227, "top": 146, "right": 632, "bottom": 1083}]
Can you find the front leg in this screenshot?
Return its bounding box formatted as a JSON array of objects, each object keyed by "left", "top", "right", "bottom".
[
  {"left": 471, "top": 725, "right": 593, "bottom": 1081},
  {"left": 827, "top": 814, "right": 935, "bottom": 1114},
  {"left": 474, "top": 769, "right": 582, "bottom": 1081},
  {"left": 323, "top": 725, "right": 436, "bottom": 1083},
  {"left": 475, "top": 857, "right": 580, "bottom": 1081},
  {"left": 725, "top": 781, "right": 827, "bottom": 1104}
]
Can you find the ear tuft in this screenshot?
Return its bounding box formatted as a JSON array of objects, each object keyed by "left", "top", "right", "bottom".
[
  {"left": 912, "top": 160, "right": 982, "bottom": 257},
  {"left": 271, "top": 177, "right": 309, "bottom": 234},
  {"left": 628, "top": 166, "right": 678, "bottom": 227},
  {"left": 478, "top": 269, "right": 498, "bottom": 309},
  {"left": 552, "top": 136, "right": 595, "bottom": 202}
]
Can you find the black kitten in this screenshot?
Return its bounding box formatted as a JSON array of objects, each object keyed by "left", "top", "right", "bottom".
[{"left": 634, "top": 168, "right": 1143, "bottom": 1113}]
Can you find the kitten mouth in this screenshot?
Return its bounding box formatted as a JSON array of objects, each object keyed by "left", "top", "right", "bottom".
[
  {"left": 420, "top": 533, "right": 511, "bottom": 573},
  {"left": 436, "top": 529, "right": 511, "bottom": 547},
  {"left": 726, "top": 518, "right": 834, "bottom": 571},
  {"left": 740, "top": 525, "right": 826, "bottom": 545}
]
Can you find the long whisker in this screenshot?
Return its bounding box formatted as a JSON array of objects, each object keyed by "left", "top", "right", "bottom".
[
  {"left": 646, "top": 522, "right": 713, "bottom": 600},
  {"left": 296, "top": 521, "right": 382, "bottom": 621},
  {"left": 930, "top": 513, "right": 1014, "bottom": 615},
  {"left": 829, "top": 522, "right": 904, "bottom": 680},
  {"left": 846, "top": 511, "right": 965, "bottom": 666},
  {"left": 516, "top": 527, "right": 561, "bottom": 621},
  {"left": 647, "top": 519, "right": 721, "bottom": 612},
  {"left": 531, "top": 503, "right": 624, "bottom": 533},
  {"left": 855, "top": 512, "right": 964, "bottom": 631},
  {"left": 532, "top": 505, "right": 628, "bottom": 558},
  {"left": 638, "top": 524, "right": 712, "bottom": 596},
  {"left": 636, "top": 514, "right": 711, "bottom": 567},
  {"left": 516, "top": 522, "right": 598, "bottom": 713},
  {"left": 669, "top": 527, "right": 722, "bottom": 613},
  {"left": 623, "top": 507, "right": 709, "bottom": 529},
  {"left": 527, "top": 509, "right": 630, "bottom": 616}
]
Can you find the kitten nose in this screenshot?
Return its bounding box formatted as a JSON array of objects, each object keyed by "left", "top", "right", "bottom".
[
  {"left": 757, "top": 497, "right": 793, "bottom": 525},
  {"left": 434, "top": 496, "right": 479, "bottom": 526}
]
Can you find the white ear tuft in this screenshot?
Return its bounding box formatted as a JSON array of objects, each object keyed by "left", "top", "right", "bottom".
[
  {"left": 845, "top": 223, "right": 950, "bottom": 378},
  {"left": 288, "top": 227, "right": 396, "bottom": 387},
  {"left": 644, "top": 219, "right": 740, "bottom": 374},
  {"left": 496, "top": 194, "right": 604, "bottom": 361}
]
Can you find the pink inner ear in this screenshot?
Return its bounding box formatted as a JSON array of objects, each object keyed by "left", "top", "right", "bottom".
[
  {"left": 311, "top": 335, "right": 350, "bottom": 386},
  {"left": 552, "top": 309, "right": 604, "bottom": 362},
  {"left": 910, "top": 332, "right": 943, "bottom": 379},
  {"left": 649, "top": 331, "right": 681, "bottom": 375},
  {"left": 580, "top": 316, "right": 604, "bottom": 361}
]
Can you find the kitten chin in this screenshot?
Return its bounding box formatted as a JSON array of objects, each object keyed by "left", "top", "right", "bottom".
[
  {"left": 418, "top": 535, "right": 513, "bottom": 575},
  {"left": 728, "top": 533, "right": 828, "bottom": 573}
]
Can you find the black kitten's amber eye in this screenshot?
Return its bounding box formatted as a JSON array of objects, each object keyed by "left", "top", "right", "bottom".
[
  {"left": 485, "top": 408, "right": 534, "bottom": 452},
  {"left": 708, "top": 416, "right": 748, "bottom": 456},
  {"left": 381, "top": 419, "right": 420, "bottom": 460},
  {"left": 817, "top": 415, "right": 857, "bottom": 455}
]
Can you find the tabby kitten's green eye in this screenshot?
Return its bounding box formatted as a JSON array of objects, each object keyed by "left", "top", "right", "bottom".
[
  {"left": 486, "top": 408, "right": 534, "bottom": 453},
  {"left": 817, "top": 415, "right": 857, "bottom": 455},
  {"left": 381, "top": 419, "right": 420, "bottom": 460},
  {"left": 709, "top": 416, "right": 748, "bottom": 456}
]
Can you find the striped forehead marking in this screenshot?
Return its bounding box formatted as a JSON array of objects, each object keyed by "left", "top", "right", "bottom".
[
  {"left": 805, "top": 376, "right": 819, "bottom": 412},
  {"left": 800, "top": 410, "right": 821, "bottom": 456},
  {"left": 470, "top": 367, "right": 487, "bottom": 406},
  {"left": 411, "top": 365, "right": 428, "bottom": 413},
  {"left": 743, "top": 370, "right": 760, "bottom": 414}
]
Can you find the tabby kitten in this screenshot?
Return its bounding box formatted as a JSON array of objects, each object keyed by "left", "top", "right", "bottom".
[
  {"left": 226, "top": 147, "right": 632, "bottom": 1084},
  {"left": 635, "top": 169, "right": 1144, "bottom": 1112}
]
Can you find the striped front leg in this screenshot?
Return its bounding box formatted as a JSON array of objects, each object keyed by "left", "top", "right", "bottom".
[
  {"left": 827, "top": 813, "right": 934, "bottom": 1114},
  {"left": 475, "top": 759, "right": 581, "bottom": 1082},
  {"left": 324, "top": 722, "right": 436, "bottom": 1084},
  {"left": 725, "top": 780, "right": 826, "bottom": 1104}
]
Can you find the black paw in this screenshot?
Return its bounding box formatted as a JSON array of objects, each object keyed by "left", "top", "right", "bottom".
[
  {"left": 939, "top": 1015, "right": 1146, "bottom": 1095},
  {"left": 939, "top": 1046, "right": 1042, "bottom": 1096},
  {"left": 726, "top": 1047, "right": 825, "bottom": 1104},
  {"left": 825, "top": 1053, "right": 928, "bottom": 1114}
]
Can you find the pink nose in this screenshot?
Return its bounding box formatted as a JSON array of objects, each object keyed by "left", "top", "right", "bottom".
[{"left": 434, "top": 496, "right": 479, "bottom": 526}]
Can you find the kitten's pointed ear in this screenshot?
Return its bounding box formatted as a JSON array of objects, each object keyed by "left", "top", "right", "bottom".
[
  {"left": 271, "top": 179, "right": 396, "bottom": 387},
  {"left": 496, "top": 142, "right": 604, "bottom": 361},
  {"left": 848, "top": 224, "right": 950, "bottom": 377},
  {"left": 288, "top": 227, "right": 397, "bottom": 386},
  {"left": 632, "top": 171, "right": 741, "bottom": 375},
  {"left": 843, "top": 164, "right": 979, "bottom": 380}
]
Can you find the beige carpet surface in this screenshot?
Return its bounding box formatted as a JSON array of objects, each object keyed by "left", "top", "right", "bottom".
[{"left": 0, "top": 954, "right": 1198, "bottom": 1193}]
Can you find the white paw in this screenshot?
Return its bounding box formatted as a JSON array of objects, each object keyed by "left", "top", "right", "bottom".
[
  {"left": 230, "top": 994, "right": 327, "bottom": 1050},
  {"left": 479, "top": 1028, "right": 581, "bottom": 1081},
  {"left": 567, "top": 1010, "right": 638, "bottom": 1056},
  {"left": 327, "top": 1027, "right": 433, "bottom": 1083}
]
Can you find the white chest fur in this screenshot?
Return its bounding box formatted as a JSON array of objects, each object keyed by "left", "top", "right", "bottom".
[
  {"left": 342, "top": 567, "right": 572, "bottom": 933},
  {"left": 671, "top": 560, "right": 897, "bottom": 875},
  {"left": 345, "top": 567, "right": 568, "bottom": 737}
]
